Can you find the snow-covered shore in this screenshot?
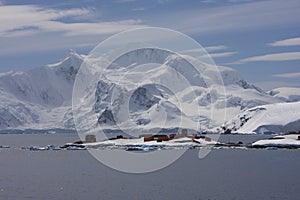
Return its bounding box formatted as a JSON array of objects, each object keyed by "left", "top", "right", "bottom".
[
  {"left": 68, "top": 136, "right": 220, "bottom": 150},
  {"left": 252, "top": 134, "right": 300, "bottom": 148}
]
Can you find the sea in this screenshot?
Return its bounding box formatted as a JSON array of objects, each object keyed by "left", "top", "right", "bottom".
[{"left": 0, "top": 133, "right": 299, "bottom": 200}]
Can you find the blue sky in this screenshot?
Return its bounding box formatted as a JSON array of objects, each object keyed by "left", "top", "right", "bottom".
[{"left": 0, "top": 0, "right": 299, "bottom": 90}]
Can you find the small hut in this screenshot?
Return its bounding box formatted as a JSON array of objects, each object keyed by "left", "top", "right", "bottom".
[
  {"left": 85, "top": 134, "right": 96, "bottom": 143},
  {"left": 144, "top": 136, "right": 153, "bottom": 142},
  {"left": 153, "top": 134, "right": 169, "bottom": 141}
]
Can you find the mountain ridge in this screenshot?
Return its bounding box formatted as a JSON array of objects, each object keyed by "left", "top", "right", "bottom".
[{"left": 0, "top": 49, "right": 297, "bottom": 134}]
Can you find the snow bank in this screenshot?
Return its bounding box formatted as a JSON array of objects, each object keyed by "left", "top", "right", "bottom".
[{"left": 252, "top": 134, "right": 300, "bottom": 147}]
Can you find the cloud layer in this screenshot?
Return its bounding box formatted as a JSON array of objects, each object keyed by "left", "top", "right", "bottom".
[
  {"left": 270, "top": 37, "right": 300, "bottom": 47},
  {"left": 155, "top": 0, "right": 300, "bottom": 35},
  {"left": 273, "top": 72, "right": 300, "bottom": 79},
  {"left": 235, "top": 52, "right": 300, "bottom": 64},
  {"left": 0, "top": 5, "right": 143, "bottom": 37}
]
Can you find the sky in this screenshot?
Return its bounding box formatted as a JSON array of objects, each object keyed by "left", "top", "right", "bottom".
[{"left": 0, "top": 0, "right": 299, "bottom": 90}]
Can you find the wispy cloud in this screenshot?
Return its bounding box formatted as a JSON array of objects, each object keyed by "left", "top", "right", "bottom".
[
  {"left": 132, "top": 7, "right": 145, "bottom": 11},
  {"left": 0, "top": 5, "right": 90, "bottom": 35},
  {"left": 202, "top": 51, "right": 237, "bottom": 58},
  {"left": 180, "top": 45, "right": 227, "bottom": 53},
  {"left": 35, "top": 19, "right": 142, "bottom": 36},
  {"left": 272, "top": 72, "right": 300, "bottom": 79},
  {"left": 155, "top": 0, "right": 300, "bottom": 35},
  {"left": 200, "top": 0, "right": 216, "bottom": 3},
  {"left": 158, "top": 0, "right": 169, "bottom": 4},
  {"left": 0, "top": 5, "right": 143, "bottom": 37},
  {"left": 205, "top": 45, "right": 227, "bottom": 52},
  {"left": 269, "top": 37, "right": 300, "bottom": 47},
  {"left": 234, "top": 52, "right": 300, "bottom": 64},
  {"left": 0, "top": 35, "right": 102, "bottom": 56},
  {"left": 180, "top": 45, "right": 236, "bottom": 59},
  {"left": 0, "top": 4, "right": 145, "bottom": 55}
]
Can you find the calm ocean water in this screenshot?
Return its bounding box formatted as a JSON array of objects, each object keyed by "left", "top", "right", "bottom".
[{"left": 0, "top": 134, "right": 299, "bottom": 200}]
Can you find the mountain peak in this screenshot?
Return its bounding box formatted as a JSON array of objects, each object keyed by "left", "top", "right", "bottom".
[
  {"left": 68, "top": 48, "right": 76, "bottom": 54},
  {"left": 47, "top": 49, "right": 83, "bottom": 69},
  {"left": 63, "top": 49, "right": 83, "bottom": 61}
]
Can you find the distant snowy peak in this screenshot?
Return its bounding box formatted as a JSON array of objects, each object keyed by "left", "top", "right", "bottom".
[
  {"left": 48, "top": 49, "right": 84, "bottom": 81},
  {"left": 48, "top": 49, "right": 84, "bottom": 68},
  {"left": 267, "top": 87, "right": 300, "bottom": 102},
  {"left": 0, "top": 50, "right": 84, "bottom": 130},
  {"left": 0, "top": 50, "right": 84, "bottom": 107},
  {"left": 108, "top": 48, "right": 261, "bottom": 91},
  {"left": 216, "top": 65, "right": 263, "bottom": 92},
  {"left": 221, "top": 102, "right": 300, "bottom": 134},
  {"left": 108, "top": 48, "right": 208, "bottom": 88}
]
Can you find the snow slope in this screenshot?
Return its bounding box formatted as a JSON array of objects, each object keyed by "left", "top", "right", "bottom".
[{"left": 222, "top": 101, "right": 300, "bottom": 134}]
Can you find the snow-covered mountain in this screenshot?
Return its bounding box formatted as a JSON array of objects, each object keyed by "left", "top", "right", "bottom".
[
  {"left": 221, "top": 101, "right": 300, "bottom": 134},
  {"left": 83, "top": 48, "right": 282, "bottom": 134},
  {"left": 0, "top": 50, "right": 83, "bottom": 131},
  {"left": 0, "top": 49, "right": 298, "bottom": 134}
]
